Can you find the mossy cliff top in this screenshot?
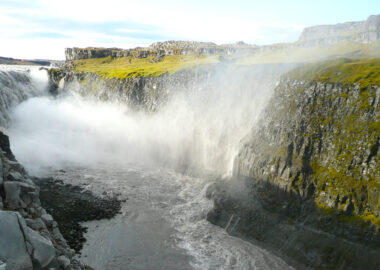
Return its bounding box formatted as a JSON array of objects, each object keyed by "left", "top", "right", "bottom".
[
  {"left": 285, "top": 57, "right": 380, "bottom": 87},
  {"left": 72, "top": 54, "right": 221, "bottom": 80}
]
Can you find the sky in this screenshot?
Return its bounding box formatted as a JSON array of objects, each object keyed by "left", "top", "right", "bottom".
[{"left": 0, "top": 0, "right": 379, "bottom": 60}]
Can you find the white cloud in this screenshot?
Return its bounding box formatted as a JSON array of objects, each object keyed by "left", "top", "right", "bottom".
[{"left": 0, "top": 0, "right": 305, "bottom": 59}]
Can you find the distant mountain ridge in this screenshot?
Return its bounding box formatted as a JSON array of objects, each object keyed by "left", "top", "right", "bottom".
[
  {"left": 65, "top": 15, "right": 380, "bottom": 62},
  {"left": 298, "top": 14, "right": 380, "bottom": 46},
  {"left": 0, "top": 56, "right": 59, "bottom": 66}
]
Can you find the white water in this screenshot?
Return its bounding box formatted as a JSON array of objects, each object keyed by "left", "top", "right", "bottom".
[
  {"left": 9, "top": 66, "right": 277, "bottom": 176},
  {"left": 2, "top": 65, "right": 294, "bottom": 269},
  {"left": 0, "top": 65, "right": 48, "bottom": 126}
]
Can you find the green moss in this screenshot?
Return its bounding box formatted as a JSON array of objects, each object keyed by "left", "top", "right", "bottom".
[
  {"left": 285, "top": 57, "right": 380, "bottom": 88},
  {"left": 267, "top": 62, "right": 380, "bottom": 227},
  {"left": 73, "top": 54, "right": 220, "bottom": 79}
]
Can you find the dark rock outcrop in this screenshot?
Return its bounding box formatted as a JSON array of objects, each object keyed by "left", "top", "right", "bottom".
[
  {"left": 207, "top": 76, "right": 380, "bottom": 269},
  {"left": 35, "top": 177, "right": 121, "bottom": 253},
  {"left": 207, "top": 178, "right": 380, "bottom": 269},
  {"left": 235, "top": 79, "right": 379, "bottom": 220}
]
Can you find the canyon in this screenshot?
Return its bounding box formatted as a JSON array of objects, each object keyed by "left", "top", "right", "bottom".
[{"left": 0, "top": 14, "right": 379, "bottom": 270}]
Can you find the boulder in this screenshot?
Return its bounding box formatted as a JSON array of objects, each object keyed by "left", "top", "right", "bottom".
[
  {"left": 27, "top": 227, "right": 56, "bottom": 268},
  {"left": 3, "top": 182, "right": 24, "bottom": 209},
  {"left": 25, "top": 218, "right": 47, "bottom": 231},
  {"left": 41, "top": 214, "right": 54, "bottom": 228},
  {"left": 0, "top": 260, "right": 6, "bottom": 270},
  {"left": 57, "top": 255, "right": 71, "bottom": 269},
  {"left": 7, "top": 171, "right": 24, "bottom": 182},
  {"left": 0, "top": 211, "right": 33, "bottom": 269},
  {"left": 0, "top": 132, "right": 15, "bottom": 161}
]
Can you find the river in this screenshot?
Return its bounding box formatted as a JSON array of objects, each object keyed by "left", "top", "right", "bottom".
[{"left": 2, "top": 64, "right": 294, "bottom": 269}]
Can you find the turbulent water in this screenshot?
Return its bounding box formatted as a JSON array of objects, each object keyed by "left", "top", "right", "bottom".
[{"left": 2, "top": 65, "right": 294, "bottom": 269}]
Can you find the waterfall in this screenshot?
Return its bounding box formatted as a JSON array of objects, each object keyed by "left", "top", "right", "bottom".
[
  {"left": 0, "top": 66, "right": 48, "bottom": 127},
  {"left": 7, "top": 64, "right": 292, "bottom": 177}
]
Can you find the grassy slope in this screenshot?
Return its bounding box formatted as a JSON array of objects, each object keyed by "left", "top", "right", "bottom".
[
  {"left": 237, "top": 41, "right": 380, "bottom": 65},
  {"left": 285, "top": 57, "right": 380, "bottom": 87},
  {"left": 72, "top": 42, "right": 380, "bottom": 81},
  {"left": 73, "top": 54, "right": 220, "bottom": 79}
]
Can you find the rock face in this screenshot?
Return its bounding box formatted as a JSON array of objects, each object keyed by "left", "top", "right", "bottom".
[
  {"left": 298, "top": 14, "right": 380, "bottom": 46},
  {"left": 208, "top": 76, "right": 380, "bottom": 268},
  {"left": 51, "top": 64, "right": 220, "bottom": 111},
  {"left": 235, "top": 79, "right": 379, "bottom": 219},
  {"left": 50, "top": 63, "right": 297, "bottom": 113},
  {"left": 0, "top": 131, "right": 84, "bottom": 270},
  {"left": 65, "top": 41, "right": 258, "bottom": 61},
  {"left": 207, "top": 177, "right": 380, "bottom": 269}
]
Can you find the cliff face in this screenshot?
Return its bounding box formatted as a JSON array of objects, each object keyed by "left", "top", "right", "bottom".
[
  {"left": 298, "top": 15, "right": 380, "bottom": 46},
  {"left": 52, "top": 65, "right": 217, "bottom": 111},
  {"left": 65, "top": 41, "right": 258, "bottom": 61},
  {"left": 235, "top": 78, "right": 379, "bottom": 222},
  {"left": 207, "top": 59, "right": 380, "bottom": 269}
]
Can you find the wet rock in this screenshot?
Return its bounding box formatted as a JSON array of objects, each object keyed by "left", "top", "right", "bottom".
[
  {"left": 3, "top": 181, "right": 24, "bottom": 209},
  {"left": 7, "top": 171, "right": 24, "bottom": 182},
  {"left": 41, "top": 213, "right": 54, "bottom": 227},
  {"left": 0, "top": 131, "right": 15, "bottom": 161},
  {"left": 0, "top": 161, "right": 3, "bottom": 187},
  {"left": 27, "top": 227, "right": 56, "bottom": 268},
  {"left": 0, "top": 131, "right": 84, "bottom": 269},
  {"left": 25, "top": 218, "right": 47, "bottom": 231},
  {"left": 57, "top": 255, "right": 71, "bottom": 269},
  {"left": 0, "top": 260, "right": 6, "bottom": 270},
  {"left": 0, "top": 211, "right": 33, "bottom": 269},
  {"left": 208, "top": 180, "right": 380, "bottom": 270},
  {"left": 35, "top": 177, "right": 121, "bottom": 253}
]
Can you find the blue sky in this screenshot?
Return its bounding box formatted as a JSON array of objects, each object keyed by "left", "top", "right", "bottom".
[{"left": 0, "top": 0, "right": 379, "bottom": 59}]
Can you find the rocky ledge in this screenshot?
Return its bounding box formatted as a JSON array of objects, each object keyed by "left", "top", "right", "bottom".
[
  {"left": 0, "top": 131, "right": 84, "bottom": 269},
  {"left": 0, "top": 129, "right": 122, "bottom": 269}
]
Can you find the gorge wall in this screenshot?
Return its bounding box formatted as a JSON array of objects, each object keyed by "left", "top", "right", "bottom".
[
  {"left": 49, "top": 64, "right": 218, "bottom": 112},
  {"left": 207, "top": 58, "right": 380, "bottom": 269},
  {"left": 235, "top": 79, "right": 379, "bottom": 219}
]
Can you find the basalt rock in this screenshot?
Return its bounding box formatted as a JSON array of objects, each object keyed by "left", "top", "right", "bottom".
[
  {"left": 234, "top": 79, "right": 379, "bottom": 220},
  {"left": 207, "top": 178, "right": 380, "bottom": 269},
  {"left": 208, "top": 76, "right": 380, "bottom": 269},
  {"left": 0, "top": 130, "right": 84, "bottom": 269}
]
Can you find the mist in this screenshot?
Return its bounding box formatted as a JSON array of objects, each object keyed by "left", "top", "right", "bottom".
[{"left": 8, "top": 65, "right": 289, "bottom": 177}]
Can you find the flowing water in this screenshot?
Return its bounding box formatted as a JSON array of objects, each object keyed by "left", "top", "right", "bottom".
[{"left": 1, "top": 65, "right": 294, "bottom": 269}]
